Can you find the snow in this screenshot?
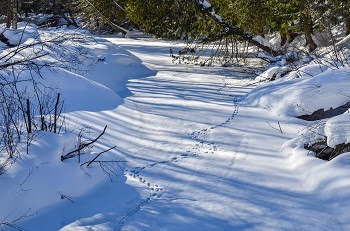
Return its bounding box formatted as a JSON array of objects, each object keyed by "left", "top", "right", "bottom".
[
  {"left": 1, "top": 23, "right": 40, "bottom": 45},
  {"left": 0, "top": 132, "right": 109, "bottom": 223},
  {"left": 80, "top": 37, "right": 156, "bottom": 96},
  {"left": 202, "top": 0, "right": 211, "bottom": 8},
  {"left": 245, "top": 66, "right": 350, "bottom": 117},
  {"left": 292, "top": 63, "right": 329, "bottom": 79},
  {"left": 325, "top": 111, "right": 350, "bottom": 148},
  {"left": 0, "top": 26, "right": 155, "bottom": 227},
  {"left": 282, "top": 135, "right": 350, "bottom": 225},
  {"left": 0, "top": 25, "right": 155, "bottom": 111},
  {"left": 0, "top": 27, "right": 349, "bottom": 230},
  {"left": 253, "top": 35, "right": 273, "bottom": 49},
  {"left": 199, "top": 0, "right": 223, "bottom": 22},
  {"left": 42, "top": 68, "right": 123, "bottom": 112},
  {"left": 254, "top": 65, "right": 291, "bottom": 82},
  {"left": 257, "top": 51, "right": 281, "bottom": 62}
]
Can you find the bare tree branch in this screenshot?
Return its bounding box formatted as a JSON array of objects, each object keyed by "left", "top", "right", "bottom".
[{"left": 61, "top": 125, "right": 108, "bottom": 161}]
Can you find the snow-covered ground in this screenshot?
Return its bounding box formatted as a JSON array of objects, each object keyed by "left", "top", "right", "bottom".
[{"left": 0, "top": 31, "right": 349, "bottom": 230}]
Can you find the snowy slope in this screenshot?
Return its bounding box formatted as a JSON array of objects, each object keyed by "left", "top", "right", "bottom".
[
  {"left": 245, "top": 66, "right": 350, "bottom": 117},
  {"left": 0, "top": 25, "right": 156, "bottom": 228}
]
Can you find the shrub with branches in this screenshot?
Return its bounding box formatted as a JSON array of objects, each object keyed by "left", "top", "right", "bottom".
[{"left": 0, "top": 25, "right": 96, "bottom": 175}]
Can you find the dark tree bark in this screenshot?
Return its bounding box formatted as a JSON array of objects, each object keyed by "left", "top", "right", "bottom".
[
  {"left": 26, "top": 99, "right": 31, "bottom": 134},
  {"left": 280, "top": 33, "right": 287, "bottom": 46},
  {"left": 6, "top": 0, "right": 18, "bottom": 29},
  {"left": 6, "top": 0, "right": 11, "bottom": 28},
  {"left": 345, "top": 17, "right": 350, "bottom": 36},
  {"left": 11, "top": 0, "right": 18, "bottom": 29},
  {"left": 287, "top": 32, "right": 298, "bottom": 43},
  {"left": 305, "top": 29, "right": 317, "bottom": 52},
  {"left": 53, "top": 93, "right": 60, "bottom": 133},
  {"left": 303, "top": 14, "right": 317, "bottom": 52}
]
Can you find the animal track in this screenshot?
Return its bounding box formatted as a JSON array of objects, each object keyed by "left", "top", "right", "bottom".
[
  {"left": 114, "top": 74, "right": 240, "bottom": 230},
  {"left": 189, "top": 97, "right": 239, "bottom": 155},
  {"left": 114, "top": 171, "right": 164, "bottom": 230}
]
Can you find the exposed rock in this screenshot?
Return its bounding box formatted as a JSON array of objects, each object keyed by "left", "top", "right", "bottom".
[
  {"left": 298, "top": 102, "right": 350, "bottom": 121},
  {"left": 305, "top": 140, "right": 350, "bottom": 160}
]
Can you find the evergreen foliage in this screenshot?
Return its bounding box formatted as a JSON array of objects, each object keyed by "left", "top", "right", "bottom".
[
  {"left": 1, "top": 0, "right": 349, "bottom": 54},
  {"left": 126, "top": 0, "right": 350, "bottom": 53}
]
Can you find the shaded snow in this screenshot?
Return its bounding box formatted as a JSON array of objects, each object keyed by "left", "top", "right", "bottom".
[
  {"left": 81, "top": 37, "right": 156, "bottom": 96},
  {"left": 0, "top": 31, "right": 349, "bottom": 230},
  {"left": 0, "top": 26, "right": 155, "bottom": 226},
  {"left": 1, "top": 23, "right": 40, "bottom": 45}
]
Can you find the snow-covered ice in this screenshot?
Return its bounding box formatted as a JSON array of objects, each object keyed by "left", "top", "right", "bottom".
[{"left": 0, "top": 32, "right": 349, "bottom": 230}]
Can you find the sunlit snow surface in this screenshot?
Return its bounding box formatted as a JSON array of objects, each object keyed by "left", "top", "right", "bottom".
[
  {"left": 0, "top": 29, "right": 348, "bottom": 230},
  {"left": 325, "top": 112, "right": 350, "bottom": 148}
]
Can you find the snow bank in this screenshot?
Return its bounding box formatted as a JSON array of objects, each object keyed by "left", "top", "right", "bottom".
[
  {"left": 0, "top": 132, "right": 110, "bottom": 222},
  {"left": 0, "top": 25, "right": 155, "bottom": 225},
  {"left": 0, "top": 25, "right": 155, "bottom": 112},
  {"left": 254, "top": 66, "right": 291, "bottom": 82},
  {"left": 325, "top": 111, "right": 350, "bottom": 148},
  {"left": 39, "top": 68, "right": 123, "bottom": 112},
  {"left": 282, "top": 134, "right": 350, "bottom": 225},
  {"left": 81, "top": 37, "right": 156, "bottom": 96},
  {"left": 1, "top": 23, "right": 40, "bottom": 45},
  {"left": 245, "top": 66, "right": 350, "bottom": 117},
  {"left": 291, "top": 63, "right": 329, "bottom": 79},
  {"left": 253, "top": 35, "right": 273, "bottom": 49}
]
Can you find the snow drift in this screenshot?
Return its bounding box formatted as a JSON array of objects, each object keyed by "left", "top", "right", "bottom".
[
  {"left": 0, "top": 23, "right": 156, "bottom": 225},
  {"left": 244, "top": 65, "right": 350, "bottom": 117}
]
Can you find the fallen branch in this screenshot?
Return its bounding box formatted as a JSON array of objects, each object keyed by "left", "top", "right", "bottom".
[
  {"left": 81, "top": 146, "right": 117, "bottom": 167},
  {"left": 61, "top": 125, "right": 107, "bottom": 161},
  {"left": 60, "top": 194, "right": 74, "bottom": 203}
]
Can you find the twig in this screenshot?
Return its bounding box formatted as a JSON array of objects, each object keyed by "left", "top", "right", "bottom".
[
  {"left": 81, "top": 146, "right": 117, "bottom": 167},
  {"left": 266, "top": 121, "right": 283, "bottom": 134},
  {"left": 278, "top": 121, "right": 283, "bottom": 134},
  {"left": 60, "top": 194, "right": 74, "bottom": 203},
  {"left": 1, "top": 209, "right": 37, "bottom": 230},
  {"left": 20, "top": 164, "right": 38, "bottom": 189},
  {"left": 54, "top": 93, "right": 60, "bottom": 133}
]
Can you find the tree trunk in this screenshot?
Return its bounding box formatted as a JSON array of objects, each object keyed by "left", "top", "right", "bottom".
[
  {"left": 6, "top": 0, "right": 11, "bottom": 28},
  {"left": 303, "top": 14, "right": 317, "bottom": 52},
  {"left": 305, "top": 29, "right": 317, "bottom": 52},
  {"left": 68, "top": 11, "right": 79, "bottom": 28},
  {"left": 345, "top": 17, "right": 350, "bottom": 36},
  {"left": 280, "top": 33, "right": 287, "bottom": 46},
  {"left": 10, "top": 0, "right": 18, "bottom": 29}
]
